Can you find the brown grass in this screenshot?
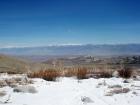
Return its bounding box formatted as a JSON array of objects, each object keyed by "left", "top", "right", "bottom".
[
  {"left": 77, "top": 67, "right": 88, "bottom": 79},
  {"left": 97, "top": 71, "right": 112, "bottom": 78},
  {"left": 64, "top": 67, "right": 88, "bottom": 79},
  {"left": 28, "top": 69, "right": 61, "bottom": 81},
  {"left": 64, "top": 68, "right": 77, "bottom": 77},
  {"left": 28, "top": 66, "right": 113, "bottom": 81}
]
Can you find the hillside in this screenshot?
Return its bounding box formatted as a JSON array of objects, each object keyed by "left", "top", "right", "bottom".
[
  {"left": 0, "top": 55, "right": 30, "bottom": 73},
  {"left": 0, "top": 55, "right": 56, "bottom": 73}
]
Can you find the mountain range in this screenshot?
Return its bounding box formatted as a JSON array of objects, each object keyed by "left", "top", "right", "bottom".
[{"left": 0, "top": 44, "right": 140, "bottom": 56}]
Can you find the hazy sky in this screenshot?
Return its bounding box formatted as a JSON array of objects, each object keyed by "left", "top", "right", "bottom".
[{"left": 0, "top": 0, "right": 140, "bottom": 47}]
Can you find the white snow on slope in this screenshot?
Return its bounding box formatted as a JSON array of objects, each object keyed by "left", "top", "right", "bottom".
[{"left": 0, "top": 76, "right": 140, "bottom": 105}]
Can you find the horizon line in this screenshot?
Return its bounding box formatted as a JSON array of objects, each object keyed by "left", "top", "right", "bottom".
[{"left": 0, "top": 43, "right": 140, "bottom": 49}]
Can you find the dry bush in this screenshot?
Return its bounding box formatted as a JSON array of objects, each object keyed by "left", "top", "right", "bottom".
[
  {"left": 28, "top": 69, "right": 61, "bottom": 81},
  {"left": 29, "top": 67, "right": 89, "bottom": 80},
  {"left": 77, "top": 67, "right": 88, "bottom": 79},
  {"left": 64, "top": 68, "right": 77, "bottom": 77},
  {"left": 118, "top": 67, "right": 133, "bottom": 78},
  {"left": 64, "top": 67, "right": 88, "bottom": 79},
  {"left": 86, "top": 70, "right": 112, "bottom": 79},
  {"left": 29, "top": 66, "right": 113, "bottom": 81},
  {"left": 43, "top": 70, "right": 61, "bottom": 81},
  {"left": 98, "top": 71, "right": 112, "bottom": 78}
]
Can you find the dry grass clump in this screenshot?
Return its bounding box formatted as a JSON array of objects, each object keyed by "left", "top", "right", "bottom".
[
  {"left": 64, "top": 68, "right": 77, "bottom": 77},
  {"left": 97, "top": 71, "right": 112, "bottom": 78},
  {"left": 77, "top": 68, "right": 88, "bottom": 79},
  {"left": 28, "top": 67, "right": 89, "bottom": 80},
  {"left": 64, "top": 67, "right": 112, "bottom": 79},
  {"left": 118, "top": 67, "right": 133, "bottom": 78},
  {"left": 64, "top": 67, "right": 88, "bottom": 79},
  {"left": 28, "top": 66, "right": 114, "bottom": 81},
  {"left": 28, "top": 69, "right": 61, "bottom": 81}
]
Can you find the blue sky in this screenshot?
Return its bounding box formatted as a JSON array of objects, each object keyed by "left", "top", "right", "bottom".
[{"left": 0, "top": 0, "right": 140, "bottom": 47}]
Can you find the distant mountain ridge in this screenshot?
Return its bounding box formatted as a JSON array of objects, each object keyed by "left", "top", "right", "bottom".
[{"left": 0, "top": 44, "right": 140, "bottom": 56}]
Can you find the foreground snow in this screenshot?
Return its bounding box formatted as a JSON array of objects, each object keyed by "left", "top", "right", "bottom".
[{"left": 0, "top": 75, "right": 140, "bottom": 105}]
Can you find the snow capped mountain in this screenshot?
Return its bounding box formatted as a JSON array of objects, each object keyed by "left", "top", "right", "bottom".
[{"left": 0, "top": 44, "right": 140, "bottom": 56}]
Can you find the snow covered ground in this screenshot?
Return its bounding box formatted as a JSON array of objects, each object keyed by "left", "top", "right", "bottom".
[{"left": 0, "top": 74, "right": 140, "bottom": 105}]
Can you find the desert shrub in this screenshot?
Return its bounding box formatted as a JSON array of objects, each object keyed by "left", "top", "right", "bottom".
[
  {"left": 99, "top": 71, "right": 112, "bottom": 78},
  {"left": 118, "top": 67, "right": 133, "bottom": 78},
  {"left": 91, "top": 71, "right": 112, "bottom": 78},
  {"left": 64, "top": 68, "right": 77, "bottom": 77},
  {"left": 64, "top": 67, "right": 88, "bottom": 79},
  {"left": 43, "top": 70, "right": 61, "bottom": 81},
  {"left": 77, "top": 68, "right": 88, "bottom": 79},
  {"left": 28, "top": 69, "right": 61, "bottom": 81},
  {"left": 28, "top": 67, "right": 113, "bottom": 80}
]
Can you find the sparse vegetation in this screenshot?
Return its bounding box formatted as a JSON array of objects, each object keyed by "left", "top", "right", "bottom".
[
  {"left": 28, "top": 69, "right": 61, "bottom": 81},
  {"left": 28, "top": 68, "right": 87, "bottom": 81},
  {"left": 94, "top": 71, "right": 112, "bottom": 78},
  {"left": 64, "top": 67, "right": 88, "bottom": 79},
  {"left": 77, "top": 67, "right": 88, "bottom": 79},
  {"left": 0, "top": 74, "right": 33, "bottom": 88},
  {"left": 118, "top": 66, "right": 133, "bottom": 78},
  {"left": 0, "top": 54, "right": 139, "bottom": 81},
  {"left": 28, "top": 67, "right": 114, "bottom": 81}
]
